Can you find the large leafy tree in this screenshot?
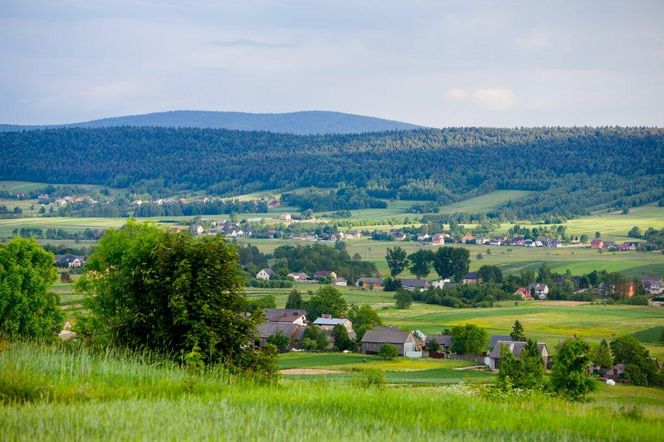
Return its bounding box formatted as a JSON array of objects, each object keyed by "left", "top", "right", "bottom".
[
  {"left": 0, "top": 238, "right": 63, "bottom": 340},
  {"left": 550, "top": 338, "right": 597, "bottom": 401},
  {"left": 407, "top": 249, "right": 434, "bottom": 280},
  {"left": 477, "top": 265, "right": 503, "bottom": 283},
  {"left": 285, "top": 289, "right": 305, "bottom": 309},
  {"left": 76, "top": 221, "right": 263, "bottom": 369},
  {"left": 433, "top": 247, "right": 470, "bottom": 281},
  {"left": 385, "top": 246, "right": 408, "bottom": 277},
  {"left": 306, "top": 286, "right": 347, "bottom": 320},
  {"left": 610, "top": 335, "right": 660, "bottom": 386},
  {"left": 450, "top": 324, "right": 488, "bottom": 355},
  {"left": 346, "top": 304, "right": 381, "bottom": 341},
  {"left": 591, "top": 339, "right": 613, "bottom": 375}
]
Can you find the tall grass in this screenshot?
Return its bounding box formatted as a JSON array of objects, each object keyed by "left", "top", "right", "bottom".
[{"left": 1, "top": 342, "right": 663, "bottom": 441}]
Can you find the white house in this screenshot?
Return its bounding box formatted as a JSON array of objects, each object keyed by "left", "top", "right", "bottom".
[
  {"left": 256, "top": 268, "right": 275, "bottom": 280},
  {"left": 278, "top": 213, "right": 292, "bottom": 221},
  {"left": 533, "top": 283, "right": 549, "bottom": 299}
]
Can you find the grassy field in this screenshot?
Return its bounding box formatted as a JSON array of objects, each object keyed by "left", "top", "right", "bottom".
[
  {"left": 439, "top": 190, "right": 533, "bottom": 214},
  {"left": 236, "top": 237, "right": 664, "bottom": 277},
  {"left": 1, "top": 343, "right": 663, "bottom": 441},
  {"left": 378, "top": 301, "right": 664, "bottom": 359}
]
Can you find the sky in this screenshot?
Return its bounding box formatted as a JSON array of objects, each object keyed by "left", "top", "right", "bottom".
[{"left": 1, "top": 0, "right": 663, "bottom": 127}]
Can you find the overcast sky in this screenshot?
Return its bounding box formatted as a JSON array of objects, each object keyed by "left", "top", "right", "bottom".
[{"left": 1, "top": 0, "right": 663, "bottom": 127}]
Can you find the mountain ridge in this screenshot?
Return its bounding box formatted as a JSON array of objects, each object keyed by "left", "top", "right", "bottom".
[{"left": 0, "top": 110, "right": 424, "bottom": 135}]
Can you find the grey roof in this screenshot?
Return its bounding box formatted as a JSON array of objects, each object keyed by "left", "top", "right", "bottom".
[
  {"left": 488, "top": 341, "right": 548, "bottom": 359},
  {"left": 400, "top": 279, "right": 429, "bottom": 288},
  {"left": 357, "top": 277, "right": 383, "bottom": 285},
  {"left": 361, "top": 326, "right": 414, "bottom": 344},
  {"left": 313, "top": 317, "right": 350, "bottom": 327},
  {"left": 259, "top": 268, "right": 275, "bottom": 276},
  {"left": 425, "top": 334, "right": 452, "bottom": 347},
  {"left": 263, "top": 309, "right": 307, "bottom": 323},
  {"left": 487, "top": 335, "right": 512, "bottom": 350},
  {"left": 258, "top": 322, "right": 304, "bottom": 340},
  {"left": 464, "top": 272, "right": 479, "bottom": 279}
]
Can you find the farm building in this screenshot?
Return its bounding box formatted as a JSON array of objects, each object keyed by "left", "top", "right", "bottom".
[
  {"left": 332, "top": 277, "right": 348, "bottom": 286},
  {"left": 514, "top": 287, "right": 533, "bottom": 300},
  {"left": 462, "top": 273, "right": 480, "bottom": 285},
  {"left": 361, "top": 326, "right": 418, "bottom": 356},
  {"left": 424, "top": 334, "right": 452, "bottom": 353},
  {"left": 313, "top": 270, "right": 337, "bottom": 280},
  {"left": 263, "top": 309, "right": 307, "bottom": 325},
  {"left": 256, "top": 268, "right": 275, "bottom": 280},
  {"left": 356, "top": 277, "right": 383, "bottom": 290},
  {"left": 485, "top": 340, "right": 549, "bottom": 370},
  {"left": 287, "top": 272, "right": 310, "bottom": 281},
  {"left": 400, "top": 279, "right": 429, "bottom": 292},
  {"left": 257, "top": 322, "right": 304, "bottom": 348}
]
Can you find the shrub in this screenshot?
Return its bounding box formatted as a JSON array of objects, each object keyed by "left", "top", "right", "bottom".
[{"left": 378, "top": 344, "right": 399, "bottom": 360}]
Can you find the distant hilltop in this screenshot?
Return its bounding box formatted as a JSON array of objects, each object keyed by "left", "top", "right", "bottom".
[{"left": 0, "top": 110, "right": 424, "bottom": 135}]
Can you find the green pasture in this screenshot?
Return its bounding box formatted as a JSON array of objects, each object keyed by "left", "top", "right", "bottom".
[
  {"left": 378, "top": 302, "right": 664, "bottom": 359},
  {"left": 2, "top": 343, "right": 664, "bottom": 441},
  {"left": 439, "top": 190, "right": 533, "bottom": 214},
  {"left": 237, "top": 237, "right": 664, "bottom": 277},
  {"left": 246, "top": 286, "right": 396, "bottom": 307}
]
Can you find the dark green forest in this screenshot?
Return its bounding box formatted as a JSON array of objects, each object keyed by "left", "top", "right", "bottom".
[{"left": 0, "top": 126, "right": 662, "bottom": 217}]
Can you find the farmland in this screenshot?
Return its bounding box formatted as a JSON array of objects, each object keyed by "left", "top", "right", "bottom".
[{"left": 1, "top": 342, "right": 664, "bottom": 441}]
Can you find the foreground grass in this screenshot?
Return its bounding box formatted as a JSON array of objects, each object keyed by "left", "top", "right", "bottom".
[{"left": 1, "top": 343, "right": 664, "bottom": 441}]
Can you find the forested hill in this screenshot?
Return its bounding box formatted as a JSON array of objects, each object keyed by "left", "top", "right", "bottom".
[
  {"left": 0, "top": 110, "right": 423, "bottom": 135},
  {"left": 1, "top": 127, "right": 662, "bottom": 217}
]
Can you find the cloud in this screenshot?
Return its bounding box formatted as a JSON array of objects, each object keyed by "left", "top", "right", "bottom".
[
  {"left": 446, "top": 88, "right": 467, "bottom": 100},
  {"left": 471, "top": 88, "right": 515, "bottom": 111}
]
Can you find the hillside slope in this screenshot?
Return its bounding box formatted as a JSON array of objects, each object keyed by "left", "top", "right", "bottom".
[
  {"left": 0, "top": 127, "right": 662, "bottom": 217},
  {"left": 0, "top": 110, "right": 423, "bottom": 135}
]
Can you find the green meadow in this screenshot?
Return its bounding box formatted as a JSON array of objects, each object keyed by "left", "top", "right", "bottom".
[{"left": 1, "top": 342, "right": 663, "bottom": 441}]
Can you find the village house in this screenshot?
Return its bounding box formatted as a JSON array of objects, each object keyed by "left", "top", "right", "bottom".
[
  {"left": 361, "top": 326, "right": 418, "bottom": 356},
  {"left": 532, "top": 283, "right": 549, "bottom": 299},
  {"left": 287, "top": 272, "right": 310, "bottom": 282},
  {"left": 332, "top": 277, "right": 348, "bottom": 286},
  {"left": 400, "top": 279, "right": 429, "bottom": 292},
  {"left": 431, "top": 234, "right": 445, "bottom": 245},
  {"left": 461, "top": 233, "right": 474, "bottom": 244},
  {"left": 263, "top": 309, "right": 307, "bottom": 325},
  {"left": 417, "top": 233, "right": 431, "bottom": 242},
  {"left": 462, "top": 272, "right": 480, "bottom": 285},
  {"left": 430, "top": 279, "right": 451, "bottom": 289},
  {"left": 256, "top": 268, "right": 275, "bottom": 280},
  {"left": 256, "top": 322, "right": 304, "bottom": 348},
  {"left": 641, "top": 275, "right": 664, "bottom": 295},
  {"left": 485, "top": 340, "right": 549, "bottom": 370},
  {"left": 487, "top": 335, "right": 513, "bottom": 353},
  {"left": 620, "top": 241, "right": 639, "bottom": 252},
  {"left": 278, "top": 213, "right": 292, "bottom": 221},
  {"left": 511, "top": 237, "right": 526, "bottom": 246},
  {"left": 356, "top": 277, "right": 383, "bottom": 290},
  {"left": 313, "top": 270, "right": 337, "bottom": 280},
  {"left": 424, "top": 334, "right": 452, "bottom": 354},
  {"left": 590, "top": 239, "right": 605, "bottom": 249},
  {"left": 390, "top": 230, "right": 407, "bottom": 241},
  {"left": 313, "top": 314, "right": 357, "bottom": 346},
  {"left": 514, "top": 287, "right": 533, "bottom": 300}
]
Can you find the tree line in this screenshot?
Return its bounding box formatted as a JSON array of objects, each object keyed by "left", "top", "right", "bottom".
[{"left": 1, "top": 126, "right": 662, "bottom": 217}]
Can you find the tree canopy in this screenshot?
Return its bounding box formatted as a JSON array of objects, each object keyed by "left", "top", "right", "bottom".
[
  {"left": 0, "top": 238, "right": 63, "bottom": 340},
  {"left": 75, "top": 221, "right": 272, "bottom": 373}
]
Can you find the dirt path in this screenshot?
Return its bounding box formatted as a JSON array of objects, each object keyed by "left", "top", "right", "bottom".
[{"left": 280, "top": 368, "right": 343, "bottom": 375}]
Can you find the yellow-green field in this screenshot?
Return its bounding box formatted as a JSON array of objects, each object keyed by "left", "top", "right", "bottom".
[{"left": 439, "top": 190, "right": 533, "bottom": 214}]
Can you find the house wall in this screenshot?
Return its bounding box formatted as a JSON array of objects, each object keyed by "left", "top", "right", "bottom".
[{"left": 361, "top": 342, "right": 406, "bottom": 356}]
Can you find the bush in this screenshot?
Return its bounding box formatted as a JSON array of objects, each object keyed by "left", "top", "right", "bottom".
[
  {"left": 267, "top": 332, "right": 290, "bottom": 353},
  {"left": 352, "top": 368, "right": 385, "bottom": 388},
  {"left": 378, "top": 344, "right": 399, "bottom": 360},
  {"left": 302, "top": 325, "right": 328, "bottom": 351}
]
